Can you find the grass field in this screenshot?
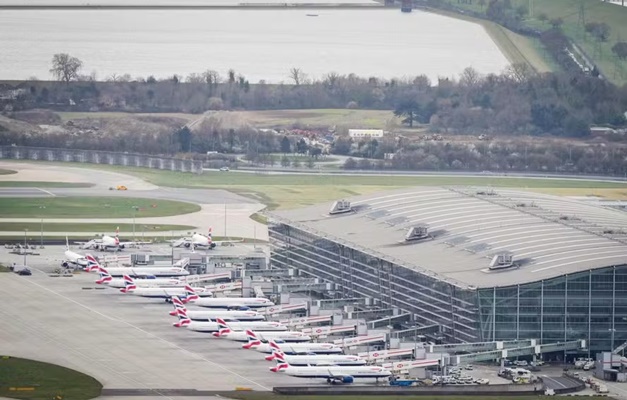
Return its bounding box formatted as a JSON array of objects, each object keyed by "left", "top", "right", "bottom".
[
  {"left": 0, "top": 181, "right": 94, "bottom": 188},
  {"left": 439, "top": 0, "right": 627, "bottom": 85},
  {"left": 0, "top": 264, "right": 10, "bottom": 272},
  {"left": 433, "top": 8, "right": 554, "bottom": 74},
  {"left": 0, "top": 168, "right": 17, "bottom": 175},
  {"left": 72, "top": 166, "right": 627, "bottom": 209},
  {"left": 222, "top": 109, "right": 399, "bottom": 129},
  {"left": 0, "top": 356, "right": 102, "bottom": 400},
  {"left": 0, "top": 222, "right": 194, "bottom": 233},
  {"left": 56, "top": 111, "right": 197, "bottom": 123},
  {"left": 0, "top": 197, "right": 200, "bottom": 218}
]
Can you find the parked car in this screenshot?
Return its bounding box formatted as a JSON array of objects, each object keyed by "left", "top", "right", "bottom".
[
  {"left": 17, "top": 268, "right": 32, "bottom": 276},
  {"left": 219, "top": 166, "right": 230, "bottom": 172}
]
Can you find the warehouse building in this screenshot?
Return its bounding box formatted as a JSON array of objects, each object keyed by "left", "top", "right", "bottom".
[{"left": 268, "top": 187, "right": 627, "bottom": 352}]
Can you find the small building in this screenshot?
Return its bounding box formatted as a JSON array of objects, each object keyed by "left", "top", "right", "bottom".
[{"left": 349, "top": 129, "right": 384, "bottom": 139}]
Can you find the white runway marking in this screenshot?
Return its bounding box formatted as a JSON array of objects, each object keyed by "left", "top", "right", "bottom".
[{"left": 36, "top": 187, "right": 56, "bottom": 196}]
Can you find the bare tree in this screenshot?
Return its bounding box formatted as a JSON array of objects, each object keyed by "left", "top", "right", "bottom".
[
  {"left": 289, "top": 67, "right": 307, "bottom": 85},
  {"left": 50, "top": 53, "right": 83, "bottom": 83},
  {"left": 202, "top": 70, "right": 221, "bottom": 86}
]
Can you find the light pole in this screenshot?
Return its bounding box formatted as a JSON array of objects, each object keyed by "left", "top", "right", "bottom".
[
  {"left": 39, "top": 205, "right": 46, "bottom": 248},
  {"left": 23, "top": 228, "right": 28, "bottom": 267}
]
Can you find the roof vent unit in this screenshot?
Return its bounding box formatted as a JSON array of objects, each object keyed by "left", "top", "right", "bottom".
[
  {"left": 489, "top": 253, "right": 516, "bottom": 271},
  {"left": 329, "top": 199, "right": 352, "bottom": 215},
  {"left": 405, "top": 225, "right": 429, "bottom": 242}
]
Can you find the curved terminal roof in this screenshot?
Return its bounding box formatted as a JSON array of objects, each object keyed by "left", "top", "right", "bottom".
[{"left": 270, "top": 187, "right": 627, "bottom": 289}]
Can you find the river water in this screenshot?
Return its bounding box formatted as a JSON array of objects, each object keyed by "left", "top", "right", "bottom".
[{"left": 0, "top": 7, "right": 510, "bottom": 82}]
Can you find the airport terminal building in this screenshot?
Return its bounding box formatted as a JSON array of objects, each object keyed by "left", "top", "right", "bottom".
[{"left": 268, "top": 187, "right": 627, "bottom": 352}]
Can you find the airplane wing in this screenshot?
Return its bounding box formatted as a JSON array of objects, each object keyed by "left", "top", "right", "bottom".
[
  {"left": 118, "top": 240, "right": 153, "bottom": 247},
  {"left": 170, "top": 238, "right": 192, "bottom": 248},
  {"left": 211, "top": 239, "right": 244, "bottom": 246}
]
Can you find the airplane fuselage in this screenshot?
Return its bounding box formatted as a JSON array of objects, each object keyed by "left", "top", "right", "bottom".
[
  {"left": 126, "top": 286, "right": 212, "bottom": 299},
  {"left": 255, "top": 342, "right": 344, "bottom": 355},
  {"left": 191, "top": 297, "right": 274, "bottom": 309},
  {"left": 187, "top": 321, "right": 286, "bottom": 333},
  {"left": 274, "top": 355, "right": 366, "bottom": 366},
  {"left": 101, "top": 277, "right": 182, "bottom": 288},
  {"left": 221, "top": 330, "right": 311, "bottom": 343},
  {"left": 181, "top": 309, "right": 265, "bottom": 321},
  {"left": 97, "top": 267, "right": 189, "bottom": 277},
  {"left": 272, "top": 365, "right": 391, "bottom": 379}
]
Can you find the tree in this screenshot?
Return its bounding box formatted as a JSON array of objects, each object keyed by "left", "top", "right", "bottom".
[
  {"left": 228, "top": 69, "right": 236, "bottom": 84},
  {"left": 289, "top": 67, "right": 306, "bottom": 85},
  {"left": 585, "top": 22, "right": 611, "bottom": 42},
  {"left": 537, "top": 12, "right": 548, "bottom": 24},
  {"left": 175, "top": 126, "right": 192, "bottom": 152},
  {"left": 394, "top": 99, "right": 420, "bottom": 127},
  {"left": 550, "top": 17, "right": 563, "bottom": 29},
  {"left": 306, "top": 157, "right": 315, "bottom": 169},
  {"left": 49, "top": 53, "right": 83, "bottom": 83},
  {"left": 343, "top": 157, "right": 357, "bottom": 170},
  {"left": 292, "top": 159, "right": 301, "bottom": 168},
  {"left": 280, "top": 136, "right": 291, "bottom": 153},
  {"left": 612, "top": 42, "right": 627, "bottom": 60},
  {"left": 295, "top": 138, "right": 308, "bottom": 154},
  {"left": 280, "top": 155, "right": 290, "bottom": 167},
  {"left": 478, "top": 0, "right": 486, "bottom": 9}
]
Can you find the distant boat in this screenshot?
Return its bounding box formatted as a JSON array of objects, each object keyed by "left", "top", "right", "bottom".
[{"left": 306, "top": 14, "right": 319, "bottom": 17}]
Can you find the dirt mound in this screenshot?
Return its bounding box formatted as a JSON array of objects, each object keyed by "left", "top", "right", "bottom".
[
  {"left": 9, "top": 109, "right": 62, "bottom": 125},
  {"left": 0, "top": 114, "right": 42, "bottom": 134}
]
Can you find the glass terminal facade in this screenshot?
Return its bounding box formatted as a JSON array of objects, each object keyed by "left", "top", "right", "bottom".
[{"left": 270, "top": 222, "right": 627, "bottom": 352}]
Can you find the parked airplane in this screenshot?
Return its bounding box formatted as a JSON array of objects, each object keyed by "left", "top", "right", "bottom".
[
  {"left": 168, "top": 297, "right": 265, "bottom": 321},
  {"left": 259, "top": 340, "right": 344, "bottom": 356},
  {"left": 269, "top": 349, "right": 366, "bottom": 366},
  {"left": 236, "top": 329, "right": 311, "bottom": 345},
  {"left": 173, "top": 315, "right": 286, "bottom": 333},
  {"left": 77, "top": 227, "right": 151, "bottom": 251},
  {"left": 170, "top": 227, "right": 242, "bottom": 249},
  {"left": 120, "top": 280, "right": 212, "bottom": 302},
  {"left": 189, "top": 296, "right": 274, "bottom": 309},
  {"left": 85, "top": 256, "right": 189, "bottom": 278},
  {"left": 62, "top": 237, "right": 88, "bottom": 268},
  {"left": 96, "top": 271, "right": 183, "bottom": 288},
  {"left": 270, "top": 360, "right": 392, "bottom": 383}
]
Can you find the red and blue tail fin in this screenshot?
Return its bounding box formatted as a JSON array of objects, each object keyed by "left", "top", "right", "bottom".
[
  {"left": 173, "top": 312, "right": 191, "bottom": 327},
  {"left": 212, "top": 318, "right": 230, "bottom": 337},
  {"left": 182, "top": 285, "right": 199, "bottom": 303},
  {"left": 265, "top": 345, "right": 285, "bottom": 361},
  {"left": 169, "top": 296, "right": 187, "bottom": 316},
  {"left": 242, "top": 329, "right": 262, "bottom": 349},
  {"left": 84, "top": 254, "right": 101, "bottom": 272},
  {"left": 270, "top": 360, "right": 289, "bottom": 372},
  {"left": 95, "top": 270, "right": 112, "bottom": 284},
  {"left": 120, "top": 278, "right": 136, "bottom": 293}
]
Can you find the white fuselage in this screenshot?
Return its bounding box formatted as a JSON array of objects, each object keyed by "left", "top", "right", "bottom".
[
  {"left": 98, "top": 267, "right": 189, "bottom": 277},
  {"left": 64, "top": 250, "right": 87, "bottom": 266},
  {"left": 221, "top": 330, "right": 311, "bottom": 343},
  {"left": 276, "top": 355, "right": 366, "bottom": 366},
  {"left": 255, "top": 342, "right": 344, "bottom": 355},
  {"left": 182, "top": 309, "right": 265, "bottom": 321},
  {"left": 102, "top": 277, "right": 182, "bottom": 288},
  {"left": 185, "top": 321, "right": 286, "bottom": 333},
  {"left": 191, "top": 297, "right": 274, "bottom": 309},
  {"left": 274, "top": 365, "right": 391, "bottom": 379},
  {"left": 126, "top": 286, "right": 212, "bottom": 299},
  {"left": 192, "top": 233, "right": 211, "bottom": 247}
]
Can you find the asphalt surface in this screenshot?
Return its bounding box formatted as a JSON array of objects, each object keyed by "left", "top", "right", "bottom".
[
  {"left": 0, "top": 162, "right": 267, "bottom": 240},
  {"left": 0, "top": 257, "right": 301, "bottom": 393}
]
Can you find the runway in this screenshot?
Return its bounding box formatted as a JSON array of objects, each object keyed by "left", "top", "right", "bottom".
[{"left": 0, "top": 161, "right": 268, "bottom": 240}]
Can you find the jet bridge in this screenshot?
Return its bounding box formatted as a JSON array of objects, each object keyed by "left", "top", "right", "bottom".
[{"left": 451, "top": 340, "right": 586, "bottom": 365}]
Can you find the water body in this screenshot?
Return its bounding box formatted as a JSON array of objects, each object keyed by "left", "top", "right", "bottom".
[{"left": 0, "top": 8, "right": 509, "bottom": 83}]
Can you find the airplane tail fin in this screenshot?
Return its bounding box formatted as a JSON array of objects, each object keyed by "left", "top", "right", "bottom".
[
  {"left": 65, "top": 235, "right": 70, "bottom": 251},
  {"left": 95, "top": 270, "right": 112, "bottom": 284},
  {"left": 270, "top": 359, "right": 289, "bottom": 372},
  {"left": 173, "top": 311, "right": 191, "bottom": 327},
  {"left": 242, "top": 329, "right": 262, "bottom": 349},
  {"left": 265, "top": 345, "right": 285, "bottom": 361},
  {"left": 120, "top": 278, "right": 137, "bottom": 293},
  {"left": 182, "top": 285, "right": 199, "bottom": 303},
  {"left": 212, "top": 318, "right": 230, "bottom": 337},
  {"left": 169, "top": 296, "right": 187, "bottom": 316},
  {"left": 84, "top": 254, "right": 101, "bottom": 272}
]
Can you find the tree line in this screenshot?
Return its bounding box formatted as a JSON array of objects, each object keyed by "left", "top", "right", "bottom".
[{"left": 2, "top": 53, "right": 627, "bottom": 138}]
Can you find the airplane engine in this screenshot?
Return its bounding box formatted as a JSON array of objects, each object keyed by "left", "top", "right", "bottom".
[
  {"left": 184, "top": 243, "right": 191, "bottom": 248},
  {"left": 119, "top": 244, "right": 125, "bottom": 249},
  {"left": 341, "top": 376, "right": 354, "bottom": 384},
  {"left": 210, "top": 243, "right": 217, "bottom": 249}
]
